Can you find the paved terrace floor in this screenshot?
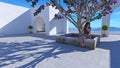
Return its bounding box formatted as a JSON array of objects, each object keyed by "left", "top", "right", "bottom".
[{"left": 0, "top": 34, "right": 120, "bottom": 68}]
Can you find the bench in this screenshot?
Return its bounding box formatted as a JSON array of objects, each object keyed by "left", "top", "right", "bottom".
[{"left": 56, "top": 34, "right": 100, "bottom": 49}]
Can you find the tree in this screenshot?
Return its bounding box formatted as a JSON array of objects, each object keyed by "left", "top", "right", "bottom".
[{"left": 26, "top": 0, "right": 118, "bottom": 34}]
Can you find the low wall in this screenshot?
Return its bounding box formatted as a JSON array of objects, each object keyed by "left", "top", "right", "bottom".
[{"left": 56, "top": 34, "right": 100, "bottom": 49}]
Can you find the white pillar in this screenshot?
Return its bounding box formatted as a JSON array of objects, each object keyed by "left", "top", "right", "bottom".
[{"left": 102, "top": 14, "right": 111, "bottom": 37}]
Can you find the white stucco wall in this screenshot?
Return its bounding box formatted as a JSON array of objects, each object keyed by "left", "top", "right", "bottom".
[
  {"left": 102, "top": 14, "right": 111, "bottom": 36},
  {"left": 0, "top": 2, "right": 31, "bottom": 35},
  {"left": 0, "top": 2, "right": 68, "bottom": 36},
  {"left": 30, "top": 7, "right": 49, "bottom": 34},
  {"left": 49, "top": 18, "right": 68, "bottom": 35},
  {"left": 49, "top": 6, "right": 59, "bottom": 21},
  {"left": 48, "top": 6, "right": 68, "bottom": 35},
  {"left": 31, "top": 6, "right": 68, "bottom": 35}
]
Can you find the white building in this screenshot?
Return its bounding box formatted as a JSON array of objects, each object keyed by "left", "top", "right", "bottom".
[
  {"left": 0, "top": 1, "right": 120, "bottom": 36},
  {"left": 0, "top": 2, "right": 68, "bottom": 36}
]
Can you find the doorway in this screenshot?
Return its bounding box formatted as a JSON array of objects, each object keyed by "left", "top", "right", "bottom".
[{"left": 35, "top": 17, "right": 45, "bottom": 33}]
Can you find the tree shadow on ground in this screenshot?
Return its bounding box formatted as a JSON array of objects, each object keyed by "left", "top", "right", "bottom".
[
  {"left": 98, "top": 40, "right": 120, "bottom": 68},
  {"left": 0, "top": 36, "right": 90, "bottom": 68},
  {"left": 31, "top": 33, "right": 57, "bottom": 40}
]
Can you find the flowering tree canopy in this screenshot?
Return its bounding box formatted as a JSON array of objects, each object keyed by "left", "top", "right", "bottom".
[{"left": 26, "top": 0, "right": 118, "bottom": 34}]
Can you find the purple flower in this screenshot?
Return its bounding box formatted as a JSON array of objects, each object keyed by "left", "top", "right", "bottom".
[
  {"left": 109, "top": 10, "right": 112, "bottom": 13},
  {"left": 112, "top": 0, "right": 118, "bottom": 3},
  {"left": 105, "top": 6, "right": 111, "bottom": 12},
  {"left": 61, "top": 16, "right": 64, "bottom": 18}
]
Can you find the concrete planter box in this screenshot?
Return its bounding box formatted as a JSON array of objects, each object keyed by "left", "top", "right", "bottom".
[{"left": 56, "top": 33, "right": 100, "bottom": 50}]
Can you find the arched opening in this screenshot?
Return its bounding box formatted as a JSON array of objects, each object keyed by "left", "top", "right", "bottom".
[
  {"left": 34, "top": 17, "right": 45, "bottom": 33},
  {"left": 110, "top": 8, "right": 120, "bottom": 34}
]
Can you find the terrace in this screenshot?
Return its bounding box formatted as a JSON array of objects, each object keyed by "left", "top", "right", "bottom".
[{"left": 0, "top": 33, "right": 120, "bottom": 68}]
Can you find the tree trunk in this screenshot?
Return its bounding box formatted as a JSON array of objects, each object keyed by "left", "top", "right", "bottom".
[{"left": 78, "top": 28, "right": 83, "bottom": 35}]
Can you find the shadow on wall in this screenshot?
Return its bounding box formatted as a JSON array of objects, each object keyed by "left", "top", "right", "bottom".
[
  {"left": 49, "top": 18, "right": 67, "bottom": 35},
  {"left": 0, "top": 10, "right": 31, "bottom": 35},
  {"left": 0, "top": 35, "right": 89, "bottom": 68},
  {"left": 98, "top": 40, "right": 120, "bottom": 68}
]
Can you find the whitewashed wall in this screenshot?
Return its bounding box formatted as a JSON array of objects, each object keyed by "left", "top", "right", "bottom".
[
  {"left": 31, "top": 6, "right": 68, "bottom": 35},
  {"left": 49, "top": 6, "right": 59, "bottom": 21},
  {"left": 0, "top": 2, "right": 68, "bottom": 36},
  {"left": 102, "top": 14, "right": 111, "bottom": 37},
  {"left": 31, "top": 7, "right": 49, "bottom": 34},
  {"left": 49, "top": 18, "right": 68, "bottom": 35},
  {"left": 0, "top": 2, "right": 31, "bottom": 35}
]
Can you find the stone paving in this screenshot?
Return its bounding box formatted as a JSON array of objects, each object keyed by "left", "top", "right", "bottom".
[{"left": 0, "top": 34, "right": 120, "bottom": 68}]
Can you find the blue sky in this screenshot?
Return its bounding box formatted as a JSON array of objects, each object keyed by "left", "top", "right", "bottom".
[
  {"left": 67, "top": 8, "right": 120, "bottom": 28},
  {"left": 0, "top": 0, "right": 31, "bottom": 8},
  {"left": 0, "top": 0, "right": 120, "bottom": 28}
]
